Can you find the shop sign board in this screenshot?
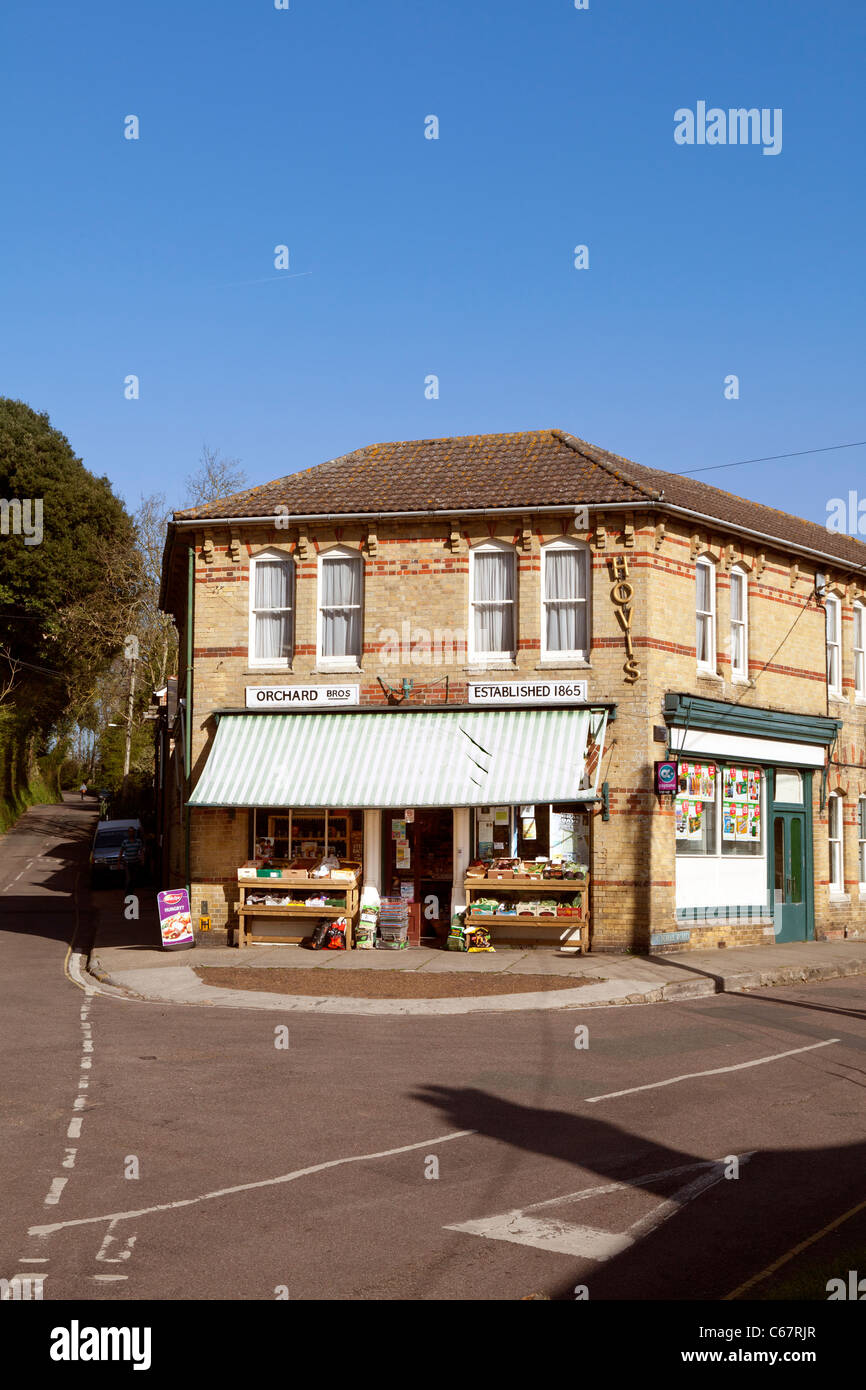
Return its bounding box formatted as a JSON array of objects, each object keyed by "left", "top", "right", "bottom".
[
  {"left": 157, "top": 889, "right": 194, "bottom": 950},
  {"left": 655, "top": 760, "right": 678, "bottom": 795},
  {"left": 245, "top": 684, "right": 360, "bottom": 709},
  {"left": 467, "top": 681, "right": 588, "bottom": 705}
]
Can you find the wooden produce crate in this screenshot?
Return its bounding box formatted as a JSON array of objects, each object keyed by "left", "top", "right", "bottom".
[
  {"left": 236, "top": 871, "right": 359, "bottom": 948},
  {"left": 463, "top": 876, "right": 590, "bottom": 952}
]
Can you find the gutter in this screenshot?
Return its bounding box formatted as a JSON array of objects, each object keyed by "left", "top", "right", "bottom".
[
  {"left": 167, "top": 500, "right": 866, "bottom": 576},
  {"left": 168, "top": 503, "right": 641, "bottom": 527}
]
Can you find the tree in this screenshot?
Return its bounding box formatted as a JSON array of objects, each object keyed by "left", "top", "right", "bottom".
[
  {"left": 0, "top": 399, "right": 140, "bottom": 803},
  {"left": 184, "top": 445, "right": 247, "bottom": 509}
]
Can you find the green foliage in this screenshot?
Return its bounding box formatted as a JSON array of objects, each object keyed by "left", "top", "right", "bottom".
[{"left": 0, "top": 399, "right": 139, "bottom": 823}]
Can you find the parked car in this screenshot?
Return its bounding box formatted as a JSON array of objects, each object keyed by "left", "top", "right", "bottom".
[{"left": 89, "top": 819, "right": 144, "bottom": 887}]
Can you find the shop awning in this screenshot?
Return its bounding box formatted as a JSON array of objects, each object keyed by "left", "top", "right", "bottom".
[{"left": 188, "top": 707, "right": 609, "bottom": 809}]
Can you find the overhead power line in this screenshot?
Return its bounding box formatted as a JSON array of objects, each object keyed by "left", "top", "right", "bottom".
[{"left": 673, "top": 439, "right": 866, "bottom": 477}]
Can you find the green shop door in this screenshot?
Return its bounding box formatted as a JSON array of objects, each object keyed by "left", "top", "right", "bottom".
[{"left": 772, "top": 810, "right": 808, "bottom": 942}]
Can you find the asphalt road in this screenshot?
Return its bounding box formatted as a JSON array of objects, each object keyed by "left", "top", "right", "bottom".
[{"left": 2, "top": 799, "right": 866, "bottom": 1304}]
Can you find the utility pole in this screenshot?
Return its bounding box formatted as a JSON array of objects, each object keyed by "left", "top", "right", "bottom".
[{"left": 121, "top": 635, "right": 139, "bottom": 797}]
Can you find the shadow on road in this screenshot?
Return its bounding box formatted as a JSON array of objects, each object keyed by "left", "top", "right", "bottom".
[{"left": 413, "top": 1083, "right": 866, "bottom": 1300}]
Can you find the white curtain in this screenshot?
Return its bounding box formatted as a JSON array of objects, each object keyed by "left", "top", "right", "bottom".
[
  {"left": 254, "top": 559, "right": 293, "bottom": 660},
  {"left": 696, "top": 563, "right": 713, "bottom": 664},
  {"left": 473, "top": 552, "right": 514, "bottom": 652},
  {"left": 545, "top": 549, "right": 587, "bottom": 652},
  {"left": 322, "top": 555, "right": 362, "bottom": 657}
]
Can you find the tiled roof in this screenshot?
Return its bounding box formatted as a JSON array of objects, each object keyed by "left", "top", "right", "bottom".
[{"left": 173, "top": 428, "right": 866, "bottom": 570}]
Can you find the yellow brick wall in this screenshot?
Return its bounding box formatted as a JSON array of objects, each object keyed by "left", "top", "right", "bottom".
[{"left": 180, "top": 511, "right": 866, "bottom": 950}]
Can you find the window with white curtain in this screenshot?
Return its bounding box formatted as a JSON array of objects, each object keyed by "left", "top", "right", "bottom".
[
  {"left": 696, "top": 558, "right": 716, "bottom": 671},
  {"left": 730, "top": 567, "right": 748, "bottom": 679},
  {"left": 829, "top": 792, "right": 844, "bottom": 893},
  {"left": 318, "top": 547, "right": 363, "bottom": 663},
  {"left": 249, "top": 551, "right": 294, "bottom": 666},
  {"left": 470, "top": 542, "right": 516, "bottom": 658},
  {"left": 542, "top": 540, "right": 590, "bottom": 658},
  {"left": 826, "top": 596, "right": 842, "bottom": 696},
  {"left": 854, "top": 602, "right": 866, "bottom": 700}
]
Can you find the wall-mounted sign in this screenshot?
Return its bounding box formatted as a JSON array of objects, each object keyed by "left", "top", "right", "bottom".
[
  {"left": 246, "top": 684, "right": 360, "bottom": 709},
  {"left": 655, "top": 760, "right": 678, "bottom": 795},
  {"left": 467, "top": 681, "right": 588, "bottom": 705},
  {"left": 608, "top": 555, "right": 640, "bottom": 684}
]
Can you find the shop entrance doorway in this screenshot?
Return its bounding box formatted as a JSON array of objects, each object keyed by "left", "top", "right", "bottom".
[
  {"left": 772, "top": 809, "right": 808, "bottom": 942},
  {"left": 383, "top": 808, "right": 453, "bottom": 942}
]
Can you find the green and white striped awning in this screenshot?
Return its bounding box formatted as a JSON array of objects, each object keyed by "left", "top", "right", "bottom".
[{"left": 188, "top": 707, "right": 608, "bottom": 809}]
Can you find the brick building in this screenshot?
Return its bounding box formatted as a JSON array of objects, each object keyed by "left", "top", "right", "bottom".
[{"left": 158, "top": 428, "right": 866, "bottom": 952}]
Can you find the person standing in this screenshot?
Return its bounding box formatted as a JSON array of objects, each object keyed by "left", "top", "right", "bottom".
[{"left": 79, "top": 782, "right": 87, "bottom": 801}]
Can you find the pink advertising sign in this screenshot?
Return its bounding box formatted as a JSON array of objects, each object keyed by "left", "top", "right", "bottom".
[{"left": 157, "top": 889, "right": 195, "bottom": 951}]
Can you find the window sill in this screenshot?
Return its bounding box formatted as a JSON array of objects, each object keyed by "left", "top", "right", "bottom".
[
  {"left": 829, "top": 693, "right": 848, "bottom": 705},
  {"left": 313, "top": 664, "right": 363, "bottom": 675},
  {"left": 534, "top": 658, "right": 591, "bottom": 670},
  {"left": 245, "top": 665, "right": 293, "bottom": 675},
  {"left": 829, "top": 892, "right": 851, "bottom": 905},
  {"left": 464, "top": 661, "right": 519, "bottom": 673},
  {"left": 696, "top": 669, "right": 723, "bottom": 683},
  {"left": 731, "top": 675, "right": 753, "bottom": 687}
]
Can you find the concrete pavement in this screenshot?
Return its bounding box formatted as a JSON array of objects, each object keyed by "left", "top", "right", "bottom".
[{"left": 86, "top": 880, "right": 866, "bottom": 1014}]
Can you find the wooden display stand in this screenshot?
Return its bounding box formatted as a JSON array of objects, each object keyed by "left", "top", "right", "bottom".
[
  {"left": 236, "top": 864, "right": 360, "bottom": 948},
  {"left": 463, "top": 874, "right": 590, "bottom": 951}
]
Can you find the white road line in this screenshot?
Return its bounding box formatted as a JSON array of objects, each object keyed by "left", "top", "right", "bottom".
[
  {"left": 29, "top": 1129, "right": 477, "bottom": 1236},
  {"left": 585, "top": 1038, "right": 840, "bottom": 1102},
  {"left": 93, "top": 1275, "right": 128, "bottom": 1282},
  {"left": 67, "top": 1118, "right": 82, "bottom": 1139},
  {"left": 44, "top": 1178, "right": 68, "bottom": 1206},
  {"left": 446, "top": 1155, "right": 752, "bottom": 1260}
]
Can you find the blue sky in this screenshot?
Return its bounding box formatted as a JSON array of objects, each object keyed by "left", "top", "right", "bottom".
[{"left": 1, "top": 0, "right": 864, "bottom": 527}]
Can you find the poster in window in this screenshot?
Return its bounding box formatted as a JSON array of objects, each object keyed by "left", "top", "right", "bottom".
[
  {"left": 723, "top": 807, "right": 736, "bottom": 841},
  {"left": 748, "top": 770, "right": 761, "bottom": 803},
  {"left": 677, "top": 761, "right": 716, "bottom": 801},
  {"left": 723, "top": 767, "right": 751, "bottom": 803},
  {"left": 676, "top": 797, "right": 704, "bottom": 839}
]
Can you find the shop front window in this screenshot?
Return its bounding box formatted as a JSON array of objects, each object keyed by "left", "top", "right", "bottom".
[
  {"left": 253, "top": 808, "right": 361, "bottom": 864},
  {"left": 675, "top": 761, "right": 763, "bottom": 858},
  {"left": 475, "top": 803, "right": 590, "bottom": 869}
]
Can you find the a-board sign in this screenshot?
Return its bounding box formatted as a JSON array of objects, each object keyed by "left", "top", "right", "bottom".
[{"left": 157, "top": 889, "right": 195, "bottom": 950}]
